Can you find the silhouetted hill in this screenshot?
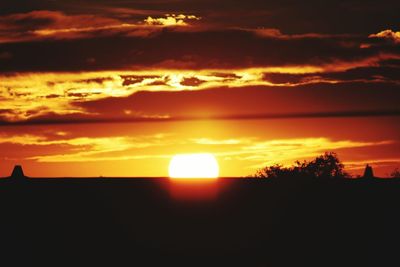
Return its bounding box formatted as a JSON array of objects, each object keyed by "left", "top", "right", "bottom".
[{"left": 1, "top": 177, "right": 399, "bottom": 266}]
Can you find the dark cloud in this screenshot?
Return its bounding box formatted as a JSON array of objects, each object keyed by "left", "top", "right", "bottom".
[
  {"left": 0, "top": 2, "right": 398, "bottom": 72},
  {"left": 2, "top": 110, "right": 400, "bottom": 126},
  {"left": 0, "top": 10, "right": 202, "bottom": 45},
  {"left": 76, "top": 77, "right": 114, "bottom": 84},
  {"left": 67, "top": 92, "right": 96, "bottom": 98},
  {"left": 121, "top": 75, "right": 160, "bottom": 86},
  {"left": 211, "top": 73, "right": 242, "bottom": 80},
  {"left": 0, "top": 10, "right": 124, "bottom": 43},
  {"left": 180, "top": 77, "right": 206, "bottom": 86},
  {"left": 1, "top": 29, "right": 399, "bottom": 72},
  {"left": 45, "top": 94, "right": 62, "bottom": 99},
  {"left": 0, "top": 51, "right": 12, "bottom": 59},
  {"left": 264, "top": 66, "right": 400, "bottom": 84},
  {"left": 1, "top": 0, "right": 400, "bottom": 34}
]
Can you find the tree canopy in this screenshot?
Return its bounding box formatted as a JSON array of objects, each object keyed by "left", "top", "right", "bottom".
[{"left": 254, "top": 152, "right": 349, "bottom": 179}]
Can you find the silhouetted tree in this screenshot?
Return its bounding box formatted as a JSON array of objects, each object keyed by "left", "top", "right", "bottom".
[
  {"left": 254, "top": 164, "right": 294, "bottom": 179},
  {"left": 304, "top": 152, "right": 347, "bottom": 178},
  {"left": 390, "top": 168, "right": 400, "bottom": 178},
  {"left": 254, "top": 152, "right": 349, "bottom": 179}
]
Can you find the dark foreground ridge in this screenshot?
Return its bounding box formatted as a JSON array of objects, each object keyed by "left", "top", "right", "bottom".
[{"left": 1, "top": 168, "right": 400, "bottom": 266}]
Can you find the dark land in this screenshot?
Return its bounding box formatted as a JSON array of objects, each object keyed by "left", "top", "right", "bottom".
[{"left": 1, "top": 173, "right": 399, "bottom": 266}]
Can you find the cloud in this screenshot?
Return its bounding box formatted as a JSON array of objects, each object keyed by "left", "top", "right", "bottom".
[
  {"left": 180, "top": 77, "right": 207, "bottom": 86},
  {"left": 0, "top": 11, "right": 200, "bottom": 43},
  {"left": 0, "top": 132, "right": 173, "bottom": 162},
  {"left": 1, "top": 65, "right": 400, "bottom": 123},
  {"left": 0, "top": 69, "right": 276, "bottom": 121},
  {"left": 0, "top": 10, "right": 122, "bottom": 42},
  {"left": 264, "top": 65, "right": 400, "bottom": 85},
  {"left": 191, "top": 138, "right": 250, "bottom": 145},
  {"left": 2, "top": 134, "right": 132, "bottom": 151},
  {"left": 232, "top": 138, "right": 394, "bottom": 169},
  {"left": 95, "top": 7, "right": 165, "bottom": 17},
  {"left": 251, "top": 28, "right": 354, "bottom": 40},
  {"left": 143, "top": 14, "right": 200, "bottom": 26},
  {"left": 2, "top": 24, "right": 399, "bottom": 72},
  {"left": 317, "top": 53, "right": 400, "bottom": 73},
  {"left": 44, "top": 137, "right": 395, "bottom": 173},
  {"left": 369, "top": 29, "right": 400, "bottom": 44}
]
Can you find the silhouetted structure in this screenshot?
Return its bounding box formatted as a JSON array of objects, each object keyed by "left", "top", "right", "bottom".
[
  {"left": 362, "top": 164, "right": 374, "bottom": 179},
  {"left": 10, "top": 165, "right": 26, "bottom": 179}
]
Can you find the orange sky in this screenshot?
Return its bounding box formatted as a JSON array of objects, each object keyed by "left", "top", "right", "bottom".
[
  {"left": 0, "top": 1, "right": 399, "bottom": 177},
  {"left": 1, "top": 116, "right": 399, "bottom": 177}
]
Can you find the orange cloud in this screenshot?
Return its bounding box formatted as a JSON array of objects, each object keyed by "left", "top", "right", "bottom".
[
  {"left": 321, "top": 53, "right": 400, "bottom": 72},
  {"left": 250, "top": 28, "right": 353, "bottom": 39},
  {"left": 236, "top": 138, "right": 394, "bottom": 169},
  {"left": 1, "top": 54, "right": 399, "bottom": 122},
  {"left": 143, "top": 14, "right": 200, "bottom": 26},
  {"left": 369, "top": 29, "right": 400, "bottom": 44},
  {"left": 0, "top": 132, "right": 172, "bottom": 162},
  {"left": 0, "top": 67, "right": 323, "bottom": 121}
]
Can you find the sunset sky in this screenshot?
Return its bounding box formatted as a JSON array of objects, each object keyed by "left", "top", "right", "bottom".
[{"left": 0, "top": 0, "right": 399, "bottom": 177}]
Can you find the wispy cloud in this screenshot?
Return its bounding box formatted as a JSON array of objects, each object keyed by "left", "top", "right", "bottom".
[
  {"left": 0, "top": 10, "right": 200, "bottom": 43},
  {"left": 0, "top": 132, "right": 173, "bottom": 162},
  {"left": 191, "top": 138, "right": 251, "bottom": 145},
  {"left": 5, "top": 133, "right": 391, "bottom": 168},
  {"left": 221, "top": 138, "right": 394, "bottom": 169},
  {"left": 250, "top": 28, "right": 355, "bottom": 40}
]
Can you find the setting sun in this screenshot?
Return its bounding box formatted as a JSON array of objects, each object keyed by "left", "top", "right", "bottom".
[{"left": 168, "top": 153, "right": 219, "bottom": 178}]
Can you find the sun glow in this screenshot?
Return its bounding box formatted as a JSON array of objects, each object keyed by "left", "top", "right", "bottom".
[{"left": 168, "top": 153, "right": 219, "bottom": 178}]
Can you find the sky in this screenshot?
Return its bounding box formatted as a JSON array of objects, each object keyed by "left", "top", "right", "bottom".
[{"left": 0, "top": 0, "right": 399, "bottom": 177}]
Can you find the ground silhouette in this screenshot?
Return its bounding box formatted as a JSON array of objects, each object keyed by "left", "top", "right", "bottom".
[{"left": 1, "top": 163, "right": 400, "bottom": 266}]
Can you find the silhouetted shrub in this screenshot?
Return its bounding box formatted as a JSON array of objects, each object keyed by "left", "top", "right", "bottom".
[
  {"left": 254, "top": 164, "right": 294, "bottom": 179},
  {"left": 254, "top": 152, "right": 349, "bottom": 179},
  {"left": 390, "top": 168, "right": 400, "bottom": 178}
]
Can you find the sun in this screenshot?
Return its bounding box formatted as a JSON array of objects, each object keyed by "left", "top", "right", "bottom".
[{"left": 168, "top": 153, "right": 219, "bottom": 178}]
